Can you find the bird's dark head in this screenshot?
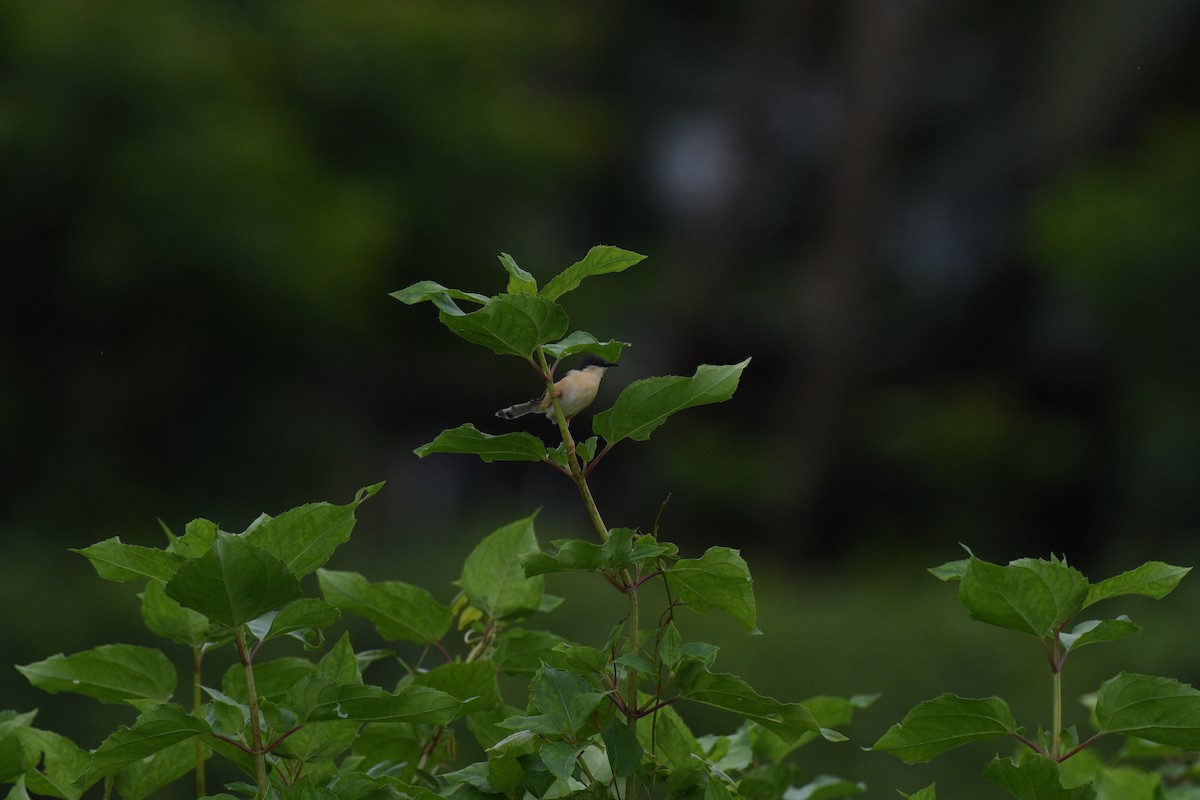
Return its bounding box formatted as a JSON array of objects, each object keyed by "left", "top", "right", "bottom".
[{"left": 576, "top": 354, "right": 617, "bottom": 371}]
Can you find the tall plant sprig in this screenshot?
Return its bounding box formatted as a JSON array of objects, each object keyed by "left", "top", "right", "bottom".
[
  {"left": 398, "top": 246, "right": 869, "bottom": 800},
  {"left": 874, "top": 548, "right": 1196, "bottom": 800},
  {"left": 0, "top": 246, "right": 869, "bottom": 800}
]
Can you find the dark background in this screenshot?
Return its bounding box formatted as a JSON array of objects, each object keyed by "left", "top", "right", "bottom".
[{"left": 3, "top": 2, "right": 1200, "bottom": 797}]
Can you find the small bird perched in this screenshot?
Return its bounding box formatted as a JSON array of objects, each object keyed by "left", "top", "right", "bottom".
[{"left": 496, "top": 354, "right": 617, "bottom": 421}]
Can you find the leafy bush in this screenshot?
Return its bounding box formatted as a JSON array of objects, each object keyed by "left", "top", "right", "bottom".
[
  {"left": 875, "top": 550, "right": 1199, "bottom": 799},
  {"left": 1, "top": 247, "right": 867, "bottom": 800}
]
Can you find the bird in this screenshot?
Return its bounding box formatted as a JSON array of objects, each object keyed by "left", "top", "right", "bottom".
[{"left": 496, "top": 354, "right": 617, "bottom": 421}]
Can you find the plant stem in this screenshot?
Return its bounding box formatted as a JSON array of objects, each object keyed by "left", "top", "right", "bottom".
[
  {"left": 193, "top": 645, "right": 206, "bottom": 798},
  {"left": 535, "top": 348, "right": 638, "bottom": 797},
  {"left": 624, "top": 580, "right": 640, "bottom": 800},
  {"left": 1058, "top": 732, "right": 1106, "bottom": 763},
  {"left": 536, "top": 348, "right": 608, "bottom": 541},
  {"left": 234, "top": 627, "right": 270, "bottom": 798},
  {"left": 1051, "top": 667, "right": 1062, "bottom": 760},
  {"left": 1050, "top": 634, "right": 1063, "bottom": 761},
  {"left": 1010, "top": 731, "right": 1043, "bottom": 755}
]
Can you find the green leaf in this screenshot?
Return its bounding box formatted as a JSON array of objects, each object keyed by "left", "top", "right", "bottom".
[
  {"left": 872, "top": 694, "right": 1017, "bottom": 764},
  {"left": 165, "top": 531, "right": 302, "bottom": 628},
  {"left": 637, "top": 704, "right": 700, "bottom": 771},
  {"left": 112, "top": 737, "right": 204, "bottom": 800},
  {"left": 659, "top": 622, "right": 683, "bottom": 672},
  {"left": 1094, "top": 672, "right": 1200, "bottom": 747},
  {"left": 1084, "top": 562, "right": 1191, "bottom": 607},
  {"left": 521, "top": 538, "right": 606, "bottom": 576},
  {"left": 460, "top": 515, "right": 545, "bottom": 621},
  {"left": 20, "top": 728, "right": 89, "bottom": 800},
  {"left": 751, "top": 695, "right": 879, "bottom": 760},
  {"left": 349, "top": 723, "right": 425, "bottom": 771},
  {"left": 610, "top": 530, "right": 678, "bottom": 569},
  {"left": 697, "top": 726, "right": 752, "bottom": 773},
  {"left": 441, "top": 293, "right": 568, "bottom": 358},
  {"left": 443, "top": 761, "right": 500, "bottom": 794},
  {"left": 593, "top": 360, "right": 751, "bottom": 446},
  {"left": 532, "top": 664, "right": 607, "bottom": 733},
  {"left": 471, "top": 704, "right": 528, "bottom": 751},
  {"left": 957, "top": 555, "right": 1089, "bottom": 639},
  {"left": 4, "top": 776, "right": 29, "bottom": 800},
  {"left": 739, "top": 763, "right": 805, "bottom": 800},
  {"left": 522, "top": 529, "right": 676, "bottom": 578},
  {"left": 539, "top": 741, "right": 585, "bottom": 781},
  {"left": 357, "top": 775, "right": 449, "bottom": 800},
  {"left": 489, "top": 750, "right": 530, "bottom": 793},
  {"left": 541, "top": 332, "right": 630, "bottom": 363},
  {"left": 928, "top": 559, "right": 968, "bottom": 582},
  {"left": 898, "top": 786, "right": 936, "bottom": 800},
  {"left": 674, "top": 641, "right": 721, "bottom": 672},
  {"left": 389, "top": 281, "right": 489, "bottom": 315},
  {"left": 601, "top": 717, "right": 644, "bottom": 778},
  {"left": 982, "top": 754, "right": 1096, "bottom": 800},
  {"left": 492, "top": 629, "right": 567, "bottom": 675},
  {"left": 165, "top": 518, "right": 218, "bottom": 559},
  {"left": 499, "top": 252, "right": 537, "bottom": 295},
  {"left": 1088, "top": 766, "right": 1160, "bottom": 800},
  {"left": 139, "top": 580, "right": 215, "bottom": 648},
  {"left": 543, "top": 642, "right": 610, "bottom": 676},
  {"left": 615, "top": 653, "right": 656, "bottom": 675},
  {"left": 784, "top": 775, "right": 867, "bottom": 800},
  {"left": 273, "top": 719, "right": 359, "bottom": 764},
  {"left": 548, "top": 436, "right": 598, "bottom": 470},
  {"left": 203, "top": 686, "right": 248, "bottom": 736},
  {"left": 540, "top": 245, "right": 646, "bottom": 302},
  {"left": 71, "top": 538, "right": 182, "bottom": 583},
  {"left": 248, "top": 598, "right": 341, "bottom": 644},
  {"left": 222, "top": 657, "right": 315, "bottom": 704},
  {"left": 318, "top": 569, "right": 451, "bottom": 644},
  {"left": 313, "top": 632, "right": 363, "bottom": 686},
  {"left": 500, "top": 665, "right": 606, "bottom": 736},
  {"left": 85, "top": 704, "right": 211, "bottom": 783},
  {"left": 1058, "top": 616, "right": 1141, "bottom": 653},
  {"left": 0, "top": 712, "right": 40, "bottom": 784},
  {"left": 707, "top": 775, "right": 737, "bottom": 800},
  {"left": 245, "top": 482, "right": 382, "bottom": 578},
  {"left": 304, "top": 684, "right": 464, "bottom": 726},
  {"left": 412, "top": 660, "right": 500, "bottom": 715},
  {"left": 668, "top": 546, "right": 758, "bottom": 634},
  {"left": 17, "top": 644, "right": 176, "bottom": 705},
  {"left": 806, "top": 694, "right": 880, "bottom": 728},
  {"left": 414, "top": 424, "right": 548, "bottom": 463},
  {"left": 675, "top": 663, "right": 820, "bottom": 744}
]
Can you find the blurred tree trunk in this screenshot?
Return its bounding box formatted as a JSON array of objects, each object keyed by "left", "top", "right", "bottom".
[
  {"left": 651, "top": 2, "right": 821, "bottom": 372},
  {"left": 776, "top": 0, "right": 919, "bottom": 556},
  {"left": 649, "top": 1, "right": 922, "bottom": 556}
]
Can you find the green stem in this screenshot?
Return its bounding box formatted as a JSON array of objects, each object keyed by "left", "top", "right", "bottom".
[
  {"left": 624, "top": 585, "right": 640, "bottom": 800},
  {"left": 534, "top": 348, "right": 637, "bottom": 797},
  {"left": 234, "top": 628, "right": 270, "bottom": 798},
  {"left": 535, "top": 348, "right": 608, "bottom": 541},
  {"left": 193, "top": 645, "right": 206, "bottom": 798},
  {"left": 1050, "top": 635, "right": 1062, "bottom": 761}
]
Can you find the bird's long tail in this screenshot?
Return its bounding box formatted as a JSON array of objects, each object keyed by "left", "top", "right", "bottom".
[{"left": 496, "top": 399, "right": 541, "bottom": 419}]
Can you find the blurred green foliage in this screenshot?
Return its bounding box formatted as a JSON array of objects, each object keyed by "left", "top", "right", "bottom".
[{"left": 1029, "top": 115, "right": 1200, "bottom": 535}]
